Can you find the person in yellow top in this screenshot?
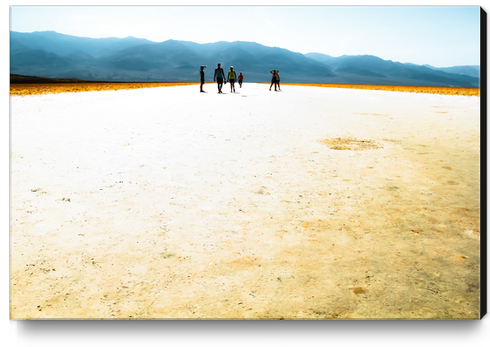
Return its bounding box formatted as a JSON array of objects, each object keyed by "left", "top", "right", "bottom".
[{"left": 228, "top": 66, "right": 237, "bottom": 93}]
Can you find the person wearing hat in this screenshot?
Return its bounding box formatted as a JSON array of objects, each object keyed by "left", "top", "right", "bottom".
[
  {"left": 238, "top": 72, "right": 244, "bottom": 88},
  {"left": 228, "top": 66, "right": 237, "bottom": 93},
  {"left": 214, "top": 63, "right": 226, "bottom": 94},
  {"left": 199, "top": 65, "right": 206, "bottom": 92}
]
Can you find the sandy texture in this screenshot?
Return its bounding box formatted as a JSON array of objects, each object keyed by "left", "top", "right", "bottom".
[{"left": 10, "top": 83, "right": 480, "bottom": 319}]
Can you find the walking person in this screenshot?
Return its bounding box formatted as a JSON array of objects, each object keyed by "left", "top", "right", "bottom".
[
  {"left": 238, "top": 72, "right": 244, "bottom": 88},
  {"left": 214, "top": 63, "right": 226, "bottom": 94},
  {"left": 270, "top": 70, "right": 279, "bottom": 91},
  {"left": 228, "top": 66, "right": 236, "bottom": 93},
  {"left": 276, "top": 70, "right": 281, "bottom": 91},
  {"left": 199, "top": 65, "right": 206, "bottom": 92}
]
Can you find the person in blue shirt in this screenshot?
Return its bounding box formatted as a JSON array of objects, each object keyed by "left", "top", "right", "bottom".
[{"left": 214, "top": 63, "right": 226, "bottom": 94}]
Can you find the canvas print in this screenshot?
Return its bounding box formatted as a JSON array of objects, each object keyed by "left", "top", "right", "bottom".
[{"left": 9, "top": 5, "right": 482, "bottom": 320}]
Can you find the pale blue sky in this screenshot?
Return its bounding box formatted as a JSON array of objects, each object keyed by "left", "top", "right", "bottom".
[{"left": 9, "top": 5, "right": 481, "bottom": 67}]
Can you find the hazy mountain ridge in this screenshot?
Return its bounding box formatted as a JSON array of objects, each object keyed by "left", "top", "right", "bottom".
[
  {"left": 305, "top": 53, "right": 480, "bottom": 87},
  {"left": 422, "top": 64, "right": 480, "bottom": 78},
  {"left": 10, "top": 31, "right": 479, "bottom": 86}
]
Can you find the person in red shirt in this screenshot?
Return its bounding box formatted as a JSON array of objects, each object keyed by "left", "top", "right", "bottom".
[{"left": 238, "top": 72, "right": 244, "bottom": 88}]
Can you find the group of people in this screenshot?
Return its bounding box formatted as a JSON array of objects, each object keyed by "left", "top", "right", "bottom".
[
  {"left": 199, "top": 64, "right": 280, "bottom": 93},
  {"left": 269, "top": 69, "right": 281, "bottom": 91},
  {"left": 200, "top": 63, "right": 243, "bottom": 93}
]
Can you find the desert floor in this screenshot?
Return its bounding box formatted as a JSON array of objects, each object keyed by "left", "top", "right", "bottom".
[{"left": 10, "top": 83, "right": 481, "bottom": 319}]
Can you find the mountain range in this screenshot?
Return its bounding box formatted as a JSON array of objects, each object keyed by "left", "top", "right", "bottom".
[{"left": 10, "top": 31, "right": 480, "bottom": 87}]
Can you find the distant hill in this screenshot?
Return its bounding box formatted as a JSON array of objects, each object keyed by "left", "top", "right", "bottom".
[
  {"left": 421, "top": 64, "right": 480, "bottom": 78},
  {"left": 305, "top": 53, "right": 480, "bottom": 87},
  {"left": 10, "top": 31, "right": 480, "bottom": 87},
  {"left": 10, "top": 73, "right": 87, "bottom": 84},
  {"left": 10, "top": 30, "right": 154, "bottom": 58}
]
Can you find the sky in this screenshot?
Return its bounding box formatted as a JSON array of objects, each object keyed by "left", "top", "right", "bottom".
[{"left": 9, "top": 4, "right": 481, "bottom": 67}]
